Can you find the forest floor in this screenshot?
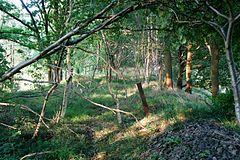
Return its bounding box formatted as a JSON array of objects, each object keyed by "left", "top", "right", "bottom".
[{"left": 0, "top": 77, "right": 240, "bottom": 159}]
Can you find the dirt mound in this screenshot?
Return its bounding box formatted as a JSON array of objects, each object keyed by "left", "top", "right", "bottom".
[{"left": 141, "top": 120, "right": 240, "bottom": 160}]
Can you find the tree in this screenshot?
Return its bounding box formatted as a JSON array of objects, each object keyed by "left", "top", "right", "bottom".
[{"left": 166, "top": 0, "right": 240, "bottom": 125}]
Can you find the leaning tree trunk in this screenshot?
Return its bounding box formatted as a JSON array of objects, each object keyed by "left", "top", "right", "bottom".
[
  {"left": 185, "top": 43, "right": 193, "bottom": 94},
  {"left": 164, "top": 51, "right": 173, "bottom": 89},
  {"left": 225, "top": 34, "right": 240, "bottom": 126},
  {"left": 210, "top": 40, "right": 220, "bottom": 97}
]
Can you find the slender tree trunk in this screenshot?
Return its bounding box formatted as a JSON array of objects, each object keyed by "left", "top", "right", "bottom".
[
  {"left": 145, "top": 16, "right": 151, "bottom": 83},
  {"left": 61, "top": 48, "right": 72, "bottom": 118},
  {"left": 177, "top": 46, "right": 185, "bottom": 89},
  {"left": 11, "top": 42, "right": 14, "bottom": 67},
  {"left": 96, "top": 42, "right": 100, "bottom": 72},
  {"left": 185, "top": 43, "right": 193, "bottom": 94},
  {"left": 210, "top": 40, "right": 220, "bottom": 97},
  {"left": 224, "top": 32, "right": 240, "bottom": 126},
  {"left": 164, "top": 51, "right": 173, "bottom": 89},
  {"left": 101, "top": 30, "right": 113, "bottom": 82}
]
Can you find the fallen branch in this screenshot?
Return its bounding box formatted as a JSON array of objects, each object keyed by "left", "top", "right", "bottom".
[
  {"left": 0, "top": 102, "right": 50, "bottom": 129},
  {"left": 0, "top": 122, "right": 17, "bottom": 129},
  {"left": 73, "top": 90, "right": 145, "bottom": 129},
  {"left": 0, "top": 102, "right": 51, "bottom": 121},
  {"left": 20, "top": 151, "right": 51, "bottom": 160}
]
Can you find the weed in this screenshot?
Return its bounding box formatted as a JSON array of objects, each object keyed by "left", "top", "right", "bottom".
[{"left": 165, "top": 136, "right": 182, "bottom": 144}]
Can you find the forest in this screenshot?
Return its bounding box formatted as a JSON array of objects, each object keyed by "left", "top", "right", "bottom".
[{"left": 0, "top": 0, "right": 240, "bottom": 159}]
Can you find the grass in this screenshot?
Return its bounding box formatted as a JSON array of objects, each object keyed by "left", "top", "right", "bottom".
[{"left": 0, "top": 76, "right": 239, "bottom": 159}]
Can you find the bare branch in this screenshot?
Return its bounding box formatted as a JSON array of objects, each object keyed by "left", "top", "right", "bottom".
[
  {"left": 201, "top": 19, "right": 226, "bottom": 39},
  {"left": 32, "top": 84, "right": 58, "bottom": 138},
  {"left": 0, "top": 54, "right": 11, "bottom": 64},
  {"left": 206, "top": 1, "right": 229, "bottom": 20},
  {"left": 20, "top": 151, "right": 51, "bottom": 160},
  {"left": 0, "top": 102, "right": 51, "bottom": 121},
  {"left": 234, "top": 13, "right": 240, "bottom": 22},
  {"left": 170, "top": 8, "right": 201, "bottom": 24},
  {"left": 0, "top": 6, "right": 35, "bottom": 32},
  {"left": 12, "top": 78, "right": 57, "bottom": 84},
  {"left": 0, "top": 122, "right": 17, "bottom": 129},
  {"left": 20, "top": 0, "right": 40, "bottom": 38},
  {"left": 73, "top": 90, "right": 145, "bottom": 129}
]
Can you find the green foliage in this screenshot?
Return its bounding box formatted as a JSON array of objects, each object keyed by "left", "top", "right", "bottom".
[
  {"left": 211, "top": 89, "right": 235, "bottom": 118},
  {"left": 199, "top": 150, "right": 210, "bottom": 158},
  {"left": 165, "top": 136, "right": 182, "bottom": 144}
]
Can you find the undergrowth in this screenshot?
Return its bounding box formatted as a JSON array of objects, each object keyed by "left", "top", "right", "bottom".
[{"left": 0, "top": 77, "right": 239, "bottom": 160}]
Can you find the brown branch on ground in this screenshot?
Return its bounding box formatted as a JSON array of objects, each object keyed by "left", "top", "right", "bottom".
[
  {"left": 20, "top": 151, "right": 51, "bottom": 160},
  {"left": 73, "top": 90, "right": 145, "bottom": 129},
  {"left": 0, "top": 102, "right": 51, "bottom": 121}
]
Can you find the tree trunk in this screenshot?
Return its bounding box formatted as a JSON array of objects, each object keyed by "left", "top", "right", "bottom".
[
  {"left": 210, "top": 40, "right": 220, "bottom": 97},
  {"left": 136, "top": 82, "right": 150, "bottom": 116},
  {"left": 164, "top": 51, "right": 173, "bottom": 89},
  {"left": 225, "top": 34, "right": 240, "bottom": 126},
  {"left": 101, "top": 30, "right": 113, "bottom": 82},
  {"left": 145, "top": 16, "right": 151, "bottom": 83},
  {"left": 185, "top": 43, "right": 193, "bottom": 94},
  {"left": 61, "top": 48, "right": 72, "bottom": 118},
  {"left": 177, "top": 46, "right": 185, "bottom": 89}
]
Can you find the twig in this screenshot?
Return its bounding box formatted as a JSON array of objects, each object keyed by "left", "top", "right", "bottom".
[
  {"left": 20, "top": 151, "right": 51, "bottom": 160},
  {"left": 0, "top": 122, "right": 17, "bottom": 129},
  {"left": 32, "top": 84, "right": 58, "bottom": 138},
  {"left": 64, "top": 126, "right": 81, "bottom": 138},
  {"left": 73, "top": 90, "right": 145, "bottom": 129},
  {"left": 0, "top": 53, "right": 11, "bottom": 64},
  {"left": 12, "top": 78, "right": 57, "bottom": 84},
  {"left": 0, "top": 103, "right": 51, "bottom": 121}
]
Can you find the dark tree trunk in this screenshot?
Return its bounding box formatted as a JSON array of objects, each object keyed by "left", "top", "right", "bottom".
[
  {"left": 210, "top": 40, "right": 220, "bottom": 97},
  {"left": 177, "top": 46, "right": 185, "bottom": 89}
]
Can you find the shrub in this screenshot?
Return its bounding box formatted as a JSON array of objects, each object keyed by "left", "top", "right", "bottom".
[{"left": 211, "top": 89, "right": 235, "bottom": 118}]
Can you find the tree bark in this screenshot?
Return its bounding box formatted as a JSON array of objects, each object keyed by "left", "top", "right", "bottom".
[
  {"left": 224, "top": 24, "right": 240, "bottom": 126},
  {"left": 210, "top": 40, "right": 220, "bottom": 97},
  {"left": 177, "top": 46, "right": 185, "bottom": 90},
  {"left": 185, "top": 43, "right": 193, "bottom": 94},
  {"left": 164, "top": 51, "right": 173, "bottom": 89},
  {"left": 61, "top": 48, "right": 73, "bottom": 118},
  {"left": 136, "top": 82, "right": 150, "bottom": 116},
  {"left": 145, "top": 16, "right": 151, "bottom": 84}
]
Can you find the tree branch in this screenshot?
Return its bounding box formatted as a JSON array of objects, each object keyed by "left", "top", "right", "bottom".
[
  {"left": 206, "top": 1, "right": 229, "bottom": 20},
  {"left": 0, "top": 1, "right": 116, "bottom": 82},
  {"left": 0, "top": 6, "right": 35, "bottom": 32},
  {"left": 234, "top": 13, "right": 240, "bottom": 22},
  {"left": 20, "top": 151, "right": 51, "bottom": 160},
  {"left": 0, "top": 122, "right": 17, "bottom": 129},
  {"left": 20, "top": 0, "right": 40, "bottom": 39}
]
